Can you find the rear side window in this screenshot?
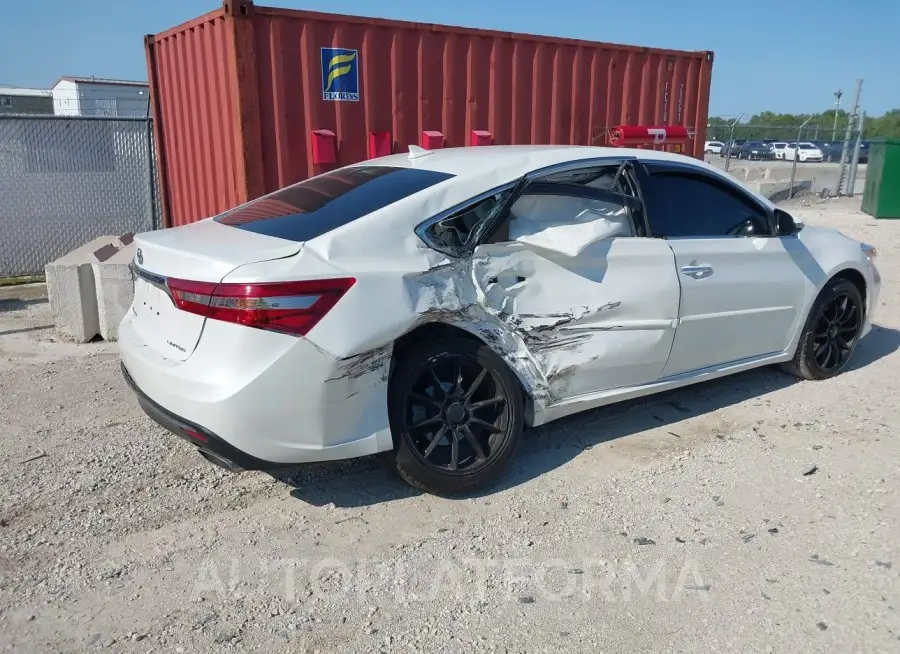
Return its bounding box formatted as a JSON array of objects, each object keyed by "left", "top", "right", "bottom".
[{"left": 216, "top": 166, "right": 454, "bottom": 241}]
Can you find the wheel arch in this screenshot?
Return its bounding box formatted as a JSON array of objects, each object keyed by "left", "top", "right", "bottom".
[
  {"left": 390, "top": 321, "right": 538, "bottom": 426},
  {"left": 785, "top": 259, "right": 868, "bottom": 364},
  {"left": 830, "top": 267, "right": 867, "bottom": 308}
]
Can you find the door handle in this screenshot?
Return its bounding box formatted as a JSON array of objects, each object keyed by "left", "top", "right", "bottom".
[{"left": 680, "top": 264, "right": 713, "bottom": 279}]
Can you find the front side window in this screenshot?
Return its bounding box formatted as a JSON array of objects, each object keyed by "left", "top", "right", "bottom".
[
  {"left": 502, "top": 190, "right": 634, "bottom": 255},
  {"left": 484, "top": 164, "right": 640, "bottom": 253},
  {"left": 217, "top": 165, "right": 454, "bottom": 242},
  {"left": 642, "top": 170, "right": 770, "bottom": 238}
]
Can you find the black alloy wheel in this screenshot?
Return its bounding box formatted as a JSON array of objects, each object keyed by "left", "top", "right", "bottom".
[
  {"left": 389, "top": 337, "right": 523, "bottom": 496},
  {"left": 811, "top": 291, "right": 861, "bottom": 374},
  {"left": 782, "top": 277, "right": 864, "bottom": 380}
]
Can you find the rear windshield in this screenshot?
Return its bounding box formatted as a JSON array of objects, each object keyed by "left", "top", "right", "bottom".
[{"left": 216, "top": 166, "right": 454, "bottom": 241}]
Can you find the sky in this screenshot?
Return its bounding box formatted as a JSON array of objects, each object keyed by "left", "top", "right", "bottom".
[{"left": 1, "top": 0, "right": 897, "bottom": 118}]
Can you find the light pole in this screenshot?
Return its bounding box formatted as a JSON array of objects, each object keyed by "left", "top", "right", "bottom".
[{"left": 832, "top": 89, "right": 843, "bottom": 140}]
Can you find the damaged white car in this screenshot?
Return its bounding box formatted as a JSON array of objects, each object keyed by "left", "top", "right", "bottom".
[{"left": 120, "top": 145, "right": 880, "bottom": 495}]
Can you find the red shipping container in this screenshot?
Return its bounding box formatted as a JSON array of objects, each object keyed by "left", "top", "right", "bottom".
[{"left": 146, "top": 0, "right": 714, "bottom": 227}]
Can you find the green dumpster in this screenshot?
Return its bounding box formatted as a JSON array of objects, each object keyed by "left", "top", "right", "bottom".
[{"left": 862, "top": 138, "right": 900, "bottom": 219}]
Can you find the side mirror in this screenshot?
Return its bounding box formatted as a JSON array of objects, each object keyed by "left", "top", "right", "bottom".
[{"left": 775, "top": 208, "right": 804, "bottom": 236}]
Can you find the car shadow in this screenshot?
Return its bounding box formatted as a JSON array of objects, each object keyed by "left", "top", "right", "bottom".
[
  {"left": 845, "top": 323, "right": 900, "bottom": 371},
  {"left": 279, "top": 323, "right": 900, "bottom": 507}
]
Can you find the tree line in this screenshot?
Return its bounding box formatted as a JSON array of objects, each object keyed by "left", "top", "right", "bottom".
[{"left": 706, "top": 109, "right": 900, "bottom": 141}]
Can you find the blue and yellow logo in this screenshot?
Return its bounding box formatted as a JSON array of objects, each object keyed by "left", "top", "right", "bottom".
[{"left": 321, "top": 47, "right": 359, "bottom": 102}]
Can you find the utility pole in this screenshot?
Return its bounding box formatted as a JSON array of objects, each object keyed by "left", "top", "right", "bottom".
[
  {"left": 836, "top": 78, "right": 862, "bottom": 196},
  {"left": 832, "top": 89, "right": 843, "bottom": 140}
]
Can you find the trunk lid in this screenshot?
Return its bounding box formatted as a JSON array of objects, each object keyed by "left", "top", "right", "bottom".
[{"left": 130, "top": 219, "right": 303, "bottom": 361}]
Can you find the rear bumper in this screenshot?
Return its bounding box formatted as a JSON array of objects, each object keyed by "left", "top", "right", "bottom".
[
  {"left": 122, "top": 363, "right": 275, "bottom": 470},
  {"left": 118, "top": 310, "right": 395, "bottom": 464}
]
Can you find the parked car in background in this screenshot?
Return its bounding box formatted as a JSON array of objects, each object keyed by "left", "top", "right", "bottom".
[
  {"left": 720, "top": 139, "right": 747, "bottom": 157},
  {"left": 120, "top": 144, "right": 881, "bottom": 495},
  {"left": 858, "top": 141, "right": 870, "bottom": 163},
  {"left": 815, "top": 141, "right": 843, "bottom": 163},
  {"left": 784, "top": 142, "right": 824, "bottom": 162},
  {"left": 815, "top": 141, "right": 870, "bottom": 164},
  {"left": 737, "top": 141, "right": 775, "bottom": 160},
  {"left": 704, "top": 140, "right": 724, "bottom": 155},
  {"left": 771, "top": 142, "right": 789, "bottom": 159}
]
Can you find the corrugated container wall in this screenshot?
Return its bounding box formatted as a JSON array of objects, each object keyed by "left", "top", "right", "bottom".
[{"left": 147, "top": 0, "right": 714, "bottom": 227}]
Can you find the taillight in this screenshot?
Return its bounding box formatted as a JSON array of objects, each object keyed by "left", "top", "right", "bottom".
[{"left": 166, "top": 277, "right": 355, "bottom": 336}]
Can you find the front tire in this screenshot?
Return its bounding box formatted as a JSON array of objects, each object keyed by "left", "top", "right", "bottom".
[
  {"left": 782, "top": 278, "right": 864, "bottom": 380},
  {"left": 388, "top": 337, "right": 524, "bottom": 496}
]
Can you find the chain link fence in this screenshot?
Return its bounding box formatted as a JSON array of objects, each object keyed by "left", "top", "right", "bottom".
[
  {"left": 701, "top": 121, "right": 867, "bottom": 199},
  {"left": 0, "top": 115, "right": 160, "bottom": 278}
]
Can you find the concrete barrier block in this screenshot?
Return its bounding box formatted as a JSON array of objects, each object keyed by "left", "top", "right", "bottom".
[
  {"left": 93, "top": 243, "right": 136, "bottom": 342},
  {"left": 44, "top": 235, "right": 118, "bottom": 343},
  {"left": 750, "top": 179, "right": 813, "bottom": 202}
]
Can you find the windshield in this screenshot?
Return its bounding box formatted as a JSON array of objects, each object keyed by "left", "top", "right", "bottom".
[
  {"left": 215, "top": 166, "right": 455, "bottom": 241},
  {"left": 799, "top": 144, "right": 816, "bottom": 149}
]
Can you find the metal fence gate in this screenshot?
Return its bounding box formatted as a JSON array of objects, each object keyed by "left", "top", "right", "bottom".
[{"left": 0, "top": 114, "right": 160, "bottom": 278}]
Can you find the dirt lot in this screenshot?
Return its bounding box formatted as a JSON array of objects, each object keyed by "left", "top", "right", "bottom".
[{"left": 1, "top": 197, "right": 898, "bottom": 653}]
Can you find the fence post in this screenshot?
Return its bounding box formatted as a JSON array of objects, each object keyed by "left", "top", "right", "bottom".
[
  {"left": 847, "top": 110, "right": 865, "bottom": 196},
  {"left": 790, "top": 116, "right": 813, "bottom": 200},
  {"left": 724, "top": 113, "right": 744, "bottom": 173},
  {"left": 145, "top": 117, "right": 158, "bottom": 231},
  {"left": 836, "top": 78, "right": 862, "bottom": 196}
]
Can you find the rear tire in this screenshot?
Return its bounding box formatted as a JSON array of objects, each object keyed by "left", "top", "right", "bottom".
[
  {"left": 781, "top": 277, "right": 864, "bottom": 381},
  {"left": 388, "top": 337, "right": 524, "bottom": 496}
]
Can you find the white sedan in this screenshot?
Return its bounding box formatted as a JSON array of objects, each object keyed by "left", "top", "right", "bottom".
[
  {"left": 704, "top": 140, "right": 724, "bottom": 155},
  {"left": 120, "top": 145, "right": 880, "bottom": 496},
  {"left": 784, "top": 142, "right": 824, "bottom": 162},
  {"left": 771, "top": 142, "right": 789, "bottom": 159}
]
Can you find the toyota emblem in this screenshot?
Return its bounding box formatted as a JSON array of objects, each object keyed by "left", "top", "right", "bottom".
[{"left": 136, "top": 248, "right": 143, "bottom": 265}]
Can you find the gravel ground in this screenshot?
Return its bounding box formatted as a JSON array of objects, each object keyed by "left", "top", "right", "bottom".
[{"left": 1, "top": 197, "right": 898, "bottom": 653}]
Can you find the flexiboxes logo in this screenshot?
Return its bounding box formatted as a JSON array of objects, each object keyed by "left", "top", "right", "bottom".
[{"left": 321, "top": 47, "right": 359, "bottom": 101}]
